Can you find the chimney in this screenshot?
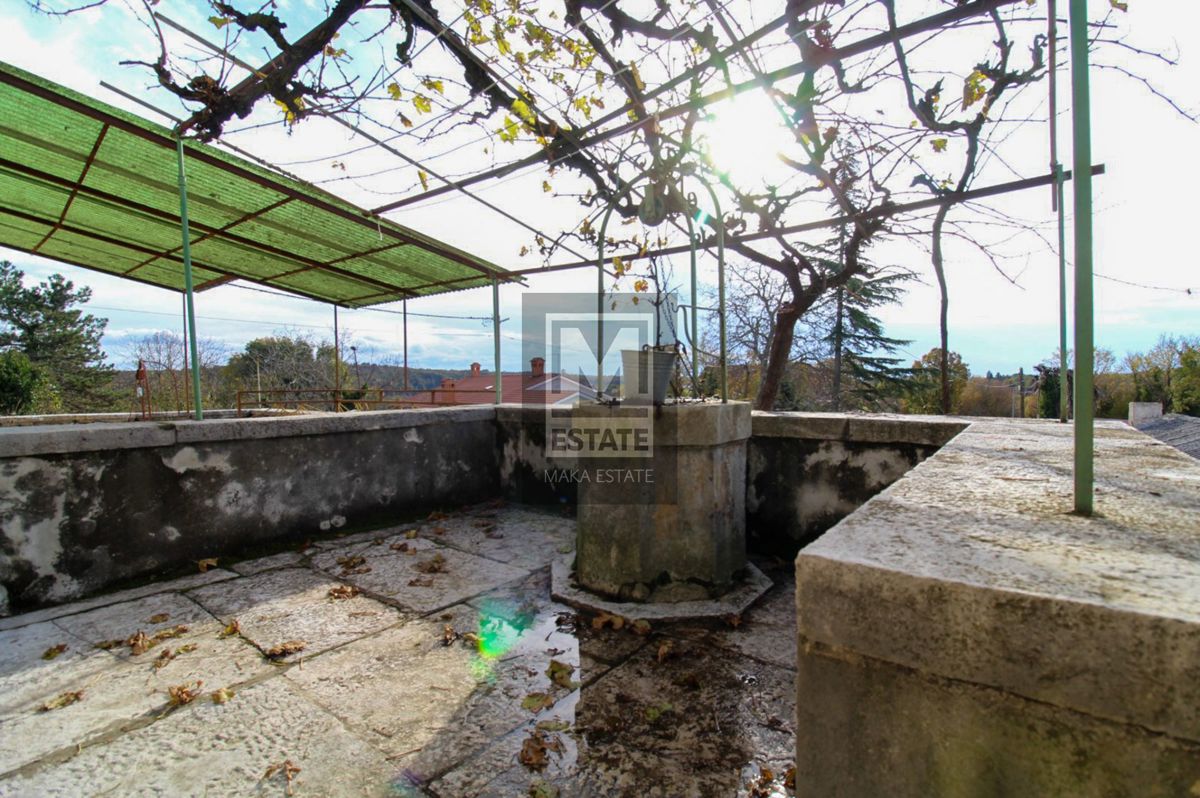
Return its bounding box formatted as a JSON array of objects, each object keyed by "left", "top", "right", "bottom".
[
  {"left": 470, "top": 362, "right": 481, "bottom": 377},
  {"left": 530, "top": 357, "right": 545, "bottom": 378}
]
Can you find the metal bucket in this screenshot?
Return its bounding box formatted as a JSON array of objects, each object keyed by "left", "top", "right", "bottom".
[{"left": 622, "top": 347, "right": 678, "bottom": 405}]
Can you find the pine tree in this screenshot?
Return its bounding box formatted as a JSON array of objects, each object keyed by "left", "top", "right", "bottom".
[{"left": 0, "top": 262, "right": 115, "bottom": 413}]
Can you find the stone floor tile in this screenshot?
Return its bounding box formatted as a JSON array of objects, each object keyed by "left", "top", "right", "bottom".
[
  {"left": 0, "top": 569, "right": 236, "bottom": 633},
  {"left": 230, "top": 551, "right": 305, "bottom": 576},
  {"left": 187, "top": 568, "right": 404, "bottom": 662},
  {"left": 311, "top": 542, "right": 530, "bottom": 615},
  {"left": 0, "top": 679, "right": 399, "bottom": 797}
]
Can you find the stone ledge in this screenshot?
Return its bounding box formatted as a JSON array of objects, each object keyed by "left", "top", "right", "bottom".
[
  {"left": 753, "top": 411, "right": 967, "bottom": 447},
  {"left": 0, "top": 406, "right": 499, "bottom": 457},
  {"left": 0, "top": 422, "right": 177, "bottom": 458},
  {"left": 796, "top": 418, "right": 1200, "bottom": 742}
]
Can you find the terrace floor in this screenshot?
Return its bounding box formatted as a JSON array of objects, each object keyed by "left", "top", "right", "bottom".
[{"left": 0, "top": 504, "right": 797, "bottom": 797}]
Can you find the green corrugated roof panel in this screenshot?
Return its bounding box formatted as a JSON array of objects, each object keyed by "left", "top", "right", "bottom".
[{"left": 0, "top": 61, "right": 514, "bottom": 307}]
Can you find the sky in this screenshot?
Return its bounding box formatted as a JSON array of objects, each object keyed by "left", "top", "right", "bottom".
[{"left": 0, "top": 1, "right": 1196, "bottom": 379}]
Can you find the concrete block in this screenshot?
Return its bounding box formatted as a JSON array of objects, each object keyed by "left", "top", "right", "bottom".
[
  {"left": 1129, "top": 401, "right": 1164, "bottom": 427},
  {"left": 751, "top": 412, "right": 849, "bottom": 441}
]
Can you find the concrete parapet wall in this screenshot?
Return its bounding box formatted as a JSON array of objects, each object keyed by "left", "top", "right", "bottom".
[
  {"left": 747, "top": 412, "right": 967, "bottom": 554},
  {"left": 795, "top": 418, "right": 1200, "bottom": 795},
  {"left": 0, "top": 407, "right": 499, "bottom": 610}
]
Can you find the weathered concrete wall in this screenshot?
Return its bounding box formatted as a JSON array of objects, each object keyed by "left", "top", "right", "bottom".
[
  {"left": 0, "top": 408, "right": 498, "bottom": 611},
  {"left": 795, "top": 419, "right": 1200, "bottom": 796},
  {"left": 496, "top": 405, "right": 577, "bottom": 507},
  {"left": 747, "top": 413, "right": 966, "bottom": 555}
]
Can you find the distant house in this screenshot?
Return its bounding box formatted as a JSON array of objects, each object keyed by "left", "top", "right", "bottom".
[{"left": 416, "top": 358, "right": 599, "bottom": 406}]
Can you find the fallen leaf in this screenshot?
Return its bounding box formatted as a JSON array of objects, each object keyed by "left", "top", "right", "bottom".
[
  {"left": 390, "top": 541, "right": 411, "bottom": 553},
  {"left": 265, "top": 640, "right": 307, "bottom": 660},
  {"left": 327, "top": 585, "right": 360, "bottom": 600},
  {"left": 220, "top": 619, "right": 241, "bottom": 638},
  {"left": 431, "top": 525, "right": 447, "bottom": 536},
  {"left": 211, "top": 687, "right": 236, "bottom": 704},
  {"left": 408, "top": 576, "right": 435, "bottom": 587},
  {"left": 167, "top": 680, "right": 203, "bottom": 706},
  {"left": 644, "top": 702, "right": 672, "bottom": 722},
  {"left": 336, "top": 554, "right": 370, "bottom": 575},
  {"left": 41, "top": 643, "right": 69, "bottom": 660},
  {"left": 154, "top": 648, "right": 177, "bottom": 670},
  {"left": 263, "top": 759, "right": 302, "bottom": 796},
  {"left": 725, "top": 614, "right": 743, "bottom": 629},
  {"left": 442, "top": 625, "right": 459, "bottom": 646},
  {"left": 656, "top": 640, "right": 674, "bottom": 663},
  {"left": 529, "top": 778, "right": 559, "bottom": 798},
  {"left": 521, "top": 692, "right": 554, "bottom": 712},
  {"left": 591, "top": 612, "right": 624, "bottom": 631},
  {"left": 546, "top": 659, "right": 578, "bottom": 690},
  {"left": 784, "top": 766, "right": 796, "bottom": 789},
  {"left": 147, "top": 613, "right": 170, "bottom": 624},
  {"left": 461, "top": 631, "right": 481, "bottom": 650},
  {"left": 535, "top": 719, "right": 570, "bottom": 732},
  {"left": 404, "top": 529, "right": 419, "bottom": 539},
  {"left": 631, "top": 619, "right": 652, "bottom": 636},
  {"left": 427, "top": 511, "right": 448, "bottom": 521},
  {"left": 96, "top": 639, "right": 124, "bottom": 650},
  {"left": 415, "top": 553, "right": 448, "bottom": 574},
  {"left": 518, "top": 729, "right": 562, "bottom": 771},
  {"left": 197, "top": 558, "right": 218, "bottom": 573},
  {"left": 39, "top": 690, "right": 84, "bottom": 712}
]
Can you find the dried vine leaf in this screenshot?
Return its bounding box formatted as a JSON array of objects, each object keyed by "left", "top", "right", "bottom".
[
  {"left": 263, "top": 759, "right": 302, "bottom": 796},
  {"left": 197, "top": 558, "right": 218, "bottom": 572},
  {"left": 546, "top": 659, "right": 578, "bottom": 690},
  {"left": 408, "top": 576, "right": 434, "bottom": 587},
  {"left": 265, "top": 640, "right": 307, "bottom": 660},
  {"left": 415, "top": 553, "right": 448, "bottom": 574},
  {"left": 656, "top": 640, "right": 674, "bottom": 663},
  {"left": 219, "top": 619, "right": 241, "bottom": 638},
  {"left": 167, "top": 680, "right": 203, "bottom": 706},
  {"left": 327, "top": 585, "right": 359, "bottom": 600},
  {"left": 39, "top": 690, "right": 84, "bottom": 712},
  {"left": 522, "top": 692, "right": 553, "bottom": 712},
  {"left": 591, "top": 611, "right": 624, "bottom": 631},
  {"left": 41, "top": 643, "right": 68, "bottom": 660},
  {"left": 147, "top": 613, "right": 170, "bottom": 624},
  {"left": 211, "top": 687, "right": 236, "bottom": 704},
  {"left": 518, "top": 730, "right": 562, "bottom": 771}
]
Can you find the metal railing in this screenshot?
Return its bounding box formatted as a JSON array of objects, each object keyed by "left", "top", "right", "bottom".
[{"left": 235, "top": 387, "right": 506, "bottom": 415}]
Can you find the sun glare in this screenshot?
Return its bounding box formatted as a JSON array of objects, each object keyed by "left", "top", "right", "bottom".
[{"left": 702, "top": 91, "right": 796, "bottom": 189}]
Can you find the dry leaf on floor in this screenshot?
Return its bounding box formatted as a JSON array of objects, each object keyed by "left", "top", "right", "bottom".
[
  {"left": 154, "top": 649, "right": 176, "bottom": 670},
  {"left": 404, "top": 529, "right": 419, "bottom": 539},
  {"left": 656, "top": 640, "right": 675, "bottom": 663},
  {"left": 631, "top": 619, "right": 652, "bottom": 636},
  {"left": 784, "top": 766, "right": 796, "bottom": 789},
  {"left": 336, "top": 554, "right": 370, "bottom": 575},
  {"left": 644, "top": 702, "right": 672, "bottom": 722},
  {"left": 546, "top": 659, "right": 578, "bottom": 690},
  {"left": 591, "top": 612, "right": 624, "bottom": 631},
  {"left": 220, "top": 619, "right": 241, "bottom": 638},
  {"left": 197, "top": 558, "right": 218, "bottom": 573},
  {"left": 390, "top": 542, "right": 411, "bottom": 552},
  {"left": 167, "top": 680, "right": 203, "bottom": 706},
  {"left": 211, "top": 687, "right": 235, "bottom": 704},
  {"left": 128, "top": 625, "right": 189, "bottom": 654},
  {"left": 529, "top": 779, "right": 559, "bottom": 798},
  {"left": 431, "top": 525, "right": 447, "bottom": 536},
  {"left": 521, "top": 692, "right": 554, "bottom": 712},
  {"left": 427, "top": 511, "right": 448, "bottom": 521},
  {"left": 441, "top": 625, "right": 459, "bottom": 646},
  {"left": 371, "top": 537, "right": 386, "bottom": 546},
  {"left": 415, "top": 553, "right": 448, "bottom": 574},
  {"left": 263, "top": 759, "right": 302, "bottom": 796},
  {"left": 147, "top": 613, "right": 170, "bottom": 624},
  {"left": 95, "top": 639, "right": 124, "bottom": 650},
  {"left": 327, "top": 585, "right": 359, "bottom": 600},
  {"left": 725, "top": 613, "right": 743, "bottom": 629},
  {"left": 408, "top": 576, "right": 435, "bottom": 587},
  {"left": 39, "top": 690, "right": 84, "bottom": 712},
  {"left": 535, "top": 719, "right": 571, "bottom": 733},
  {"left": 265, "top": 640, "right": 306, "bottom": 660},
  {"left": 518, "top": 730, "right": 561, "bottom": 771},
  {"left": 41, "top": 643, "right": 68, "bottom": 660}
]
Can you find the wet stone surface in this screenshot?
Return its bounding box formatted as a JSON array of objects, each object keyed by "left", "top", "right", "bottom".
[{"left": 0, "top": 504, "right": 796, "bottom": 797}]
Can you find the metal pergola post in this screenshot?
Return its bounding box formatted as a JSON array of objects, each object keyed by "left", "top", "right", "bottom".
[
  {"left": 1069, "top": 0, "right": 1094, "bottom": 515},
  {"left": 174, "top": 135, "right": 203, "bottom": 421},
  {"left": 493, "top": 278, "right": 502, "bottom": 404},
  {"left": 333, "top": 304, "right": 341, "bottom": 412}
]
